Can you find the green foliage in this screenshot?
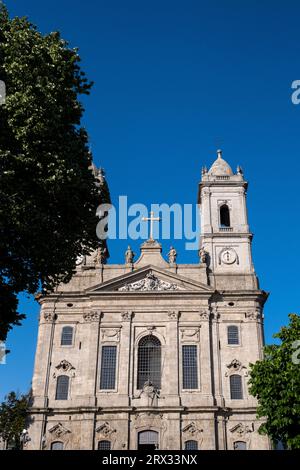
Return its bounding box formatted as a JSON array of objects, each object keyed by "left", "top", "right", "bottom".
[
  {"left": 249, "top": 314, "right": 300, "bottom": 449},
  {"left": 0, "top": 3, "right": 110, "bottom": 340},
  {"left": 0, "top": 391, "right": 30, "bottom": 449}
]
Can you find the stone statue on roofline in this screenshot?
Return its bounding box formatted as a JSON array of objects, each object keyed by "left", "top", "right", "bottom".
[
  {"left": 168, "top": 246, "right": 177, "bottom": 264},
  {"left": 125, "top": 245, "right": 135, "bottom": 264}
]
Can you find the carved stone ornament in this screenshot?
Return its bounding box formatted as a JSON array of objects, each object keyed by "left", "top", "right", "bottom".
[
  {"left": 229, "top": 422, "right": 254, "bottom": 438},
  {"left": 53, "top": 360, "right": 75, "bottom": 378},
  {"left": 94, "top": 246, "right": 108, "bottom": 265},
  {"left": 199, "top": 247, "right": 208, "bottom": 264},
  {"left": 245, "top": 310, "right": 261, "bottom": 321},
  {"left": 137, "top": 380, "right": 160, "bottom": 407},
  {"left": 48, "top": 423, "right": 71, "bottom": 438},
  {"left": 182, "top": 422, "right": 203, "bottom": 437},
  {"left": 219, "top": 247, "right": 239, "bottom": 265},
  {"left": 199, "top": 310, "right": 210, "bottom": 320},
  {"left": 96, "top": 422, "right": 116, "bottom": 438},
  {"left": 146, "top": 326, "right": 156, "bottom": 333},
  {"left": 83, "top": 311, "right": 103, "bottom": 322},
  {"left": 118, "top": 273, "right": 182, "bottom": 292},
  {"left": 168, "top": 311, "right": 180, "bottom": 320},
  {"left": 43, "top": 311, "right": 56, "bottom": 322},
  {"left": 211, "top": 307, "right": 220, "bottom": 320},
  {"left": 133, "top": 412, "right": 167, "bottom": 434},
  {"left": 121, "top": 311, "right": 134, "bottom": 321},
  {"left": 225, "top": 359, "right": 248, "bottom": 377},
  {"left": 181, "top": 328, "right": 200, "bottom": 342},
  {"left": 101, "top": 328, "right": 121, "bottom": 342}
]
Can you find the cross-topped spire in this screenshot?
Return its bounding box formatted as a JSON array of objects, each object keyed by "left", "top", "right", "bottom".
[{"left": 142, "top": 211, "right": 161, "bottom": 240}]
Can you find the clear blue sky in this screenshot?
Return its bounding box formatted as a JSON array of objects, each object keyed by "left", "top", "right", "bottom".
[{"left": 1, "top": 0, "right": 299, "bottom": 401}]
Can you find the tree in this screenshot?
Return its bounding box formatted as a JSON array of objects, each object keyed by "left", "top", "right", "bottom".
[
  {"left": 0, "top": 391, "right": 31, "bottom": 449},
  {"left": 0, "top": 4, "right": 110, "bottom": 340},
  {"left": 249, "top": 314, "right": 300, "bottom": 449}
]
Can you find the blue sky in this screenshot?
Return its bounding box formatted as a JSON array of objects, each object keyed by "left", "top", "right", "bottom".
[{"left": 1, "top": 0, "right": 299, "bottom": 401}]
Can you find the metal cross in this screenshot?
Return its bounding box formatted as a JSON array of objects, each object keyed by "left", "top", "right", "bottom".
[{"left": 142, "top": 211, "right": 161, "bottom": 240}]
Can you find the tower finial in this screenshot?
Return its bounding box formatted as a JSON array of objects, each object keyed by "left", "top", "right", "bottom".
[{"left": 217, "top": 149, "right": 222, "bottom": 159}]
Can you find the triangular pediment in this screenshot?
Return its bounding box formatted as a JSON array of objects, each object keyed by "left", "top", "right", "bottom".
[{"left": 86, "top": 265, "right": 213, "bottom": 294}]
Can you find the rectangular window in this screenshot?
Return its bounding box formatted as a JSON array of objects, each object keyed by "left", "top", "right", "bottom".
[
  {"left": 227, "top": 325, "right": 239, "bottom": 345},
  {"left": 182, "top": 345, "right": 198, "bottom": 389},
  {"left": 61, "top": 326, "right": 73, "bottom": 346},
  {"left": 100, "top": 346, "right": 117, "bottom": 390},
  {"left": 55, "top": 375, "right": 69, "bottom": 400}
]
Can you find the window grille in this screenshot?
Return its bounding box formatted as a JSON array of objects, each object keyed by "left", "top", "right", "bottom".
[
  {"left": 100, "top": 346, "right": 117, "bottom": 389},
  {"left": 234, "top": 441, "right": 247, "bottom": 450},
  {"left": 98, "top": 440, "right": 111, "bottom": 450},
  {"left": 55, "top": 375, "right": 69, "bottom": 400},
  {"left": 182, "top": 345, "right": 198, "bottom": 389},
  {"left": 185, "top": 440, "right": 198, "bottom": 450},
  {"left": 230, "top": 374, "right": 243, "bottom": 399},
  {"left": 137, "top": 335, "right": 161, "bottom": 389},
  {"left": 51, "top": 441, "right": 64, "bottom": 450},
  {"left": 227, "top": 325, "right": 239, "bottom": 345},
  {"left": 61, "top": 326, "right": 73, "bottom": 346},
  {"left": 138, "top": 430, "right": 159, "bottom": 447}
]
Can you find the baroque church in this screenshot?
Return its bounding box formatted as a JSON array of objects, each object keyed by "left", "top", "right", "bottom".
[{"left": 27, "top": 150, "right": 270, "bottom": 450}]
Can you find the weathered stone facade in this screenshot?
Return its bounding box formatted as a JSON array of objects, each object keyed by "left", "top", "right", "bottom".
[{"left": 27, "top": 151, "right": 270, "bottom": 450}]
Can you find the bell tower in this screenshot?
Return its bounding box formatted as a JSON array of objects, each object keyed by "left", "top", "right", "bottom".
[{"left": 198, "top": 150, "right": 258, "bottom": 290}]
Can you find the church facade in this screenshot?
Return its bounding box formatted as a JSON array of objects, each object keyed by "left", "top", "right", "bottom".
[{"left": 27, "top": 151, "right": 270, "bottom": 450}]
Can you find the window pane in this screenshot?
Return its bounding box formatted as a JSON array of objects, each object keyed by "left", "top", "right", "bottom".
[
  {"left": 100, "top": 346, "right": 117, "bottom": 389},
  {"left": 55, "top": 375, "right": 69, "bottom": 400},
  {"left": 51, "top": 441, "right": 64, "bottom": 450},
  {"left": 227, "top": 326, "right": 239, "bottom": 345},
  {"left": 234, "top": 441, "right": 246, "bottom": 450},
  {"left": 182, "top": 345, "right": 198, "bottom": 389},
  {"left": 98, "top": 440, "right": 111, "bottom": 450},
  {"left": 61, "top": 326, "right": 73, "bottom": 346},
  {"left": 138, "top": 430, "right": 159, "bottom": 445},
  {"left": 185, "top": 440, "right": 198, "bottom": 450},
  {"left": 230, "top": 374, "right": 243, "bottom": 399},
  {"left": 137, "top": 336, "right": 161, "bottom": 389}
]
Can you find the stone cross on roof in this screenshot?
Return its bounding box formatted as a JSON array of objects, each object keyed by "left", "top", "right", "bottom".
[{"left": 142, "top": 211, "right": 161, "bottom": 240}]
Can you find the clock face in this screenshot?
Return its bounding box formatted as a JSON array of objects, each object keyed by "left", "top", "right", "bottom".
[
  {"left": 76, "top": 255, "right": 84, "bottom": 266},
  {"left": 221, "top": 248, "right": 237, "bottom": 265}
]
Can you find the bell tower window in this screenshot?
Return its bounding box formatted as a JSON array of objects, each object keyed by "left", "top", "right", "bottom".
[{"left": 220, "top": 204, "right": 230, "bottom": 227}]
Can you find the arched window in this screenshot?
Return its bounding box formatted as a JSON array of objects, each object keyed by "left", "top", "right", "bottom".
[
  {"left": 234, "top": 441, "right": 247, "bottom": 450},
  {"left": 227, "top": 325, "right": 239, "bottom": 345},
  {"left": 137, "top": 335, "right": 161, "bottom": 389},
  {"left": 138, "top": 430, "right": 159, "bottom": 450},
  {"left": 98, "top": 440, "right": 111, "bottom": 450},
  {"left": 185, "top": 440, "right": 198, "bottom": 450},
  {"left": 51, "top": 441, "right": 64, "bottom": 450},
  {"left": 220, "top": 204, "right": 230, "bottom": 227},
  {"left": 55, "top": 375, "right": 69, "bottom": 400},
  {"left": 230, "top": 374, "right": 243, "bottom": 399},
  {"left": 61, "top": 326, "right": 73, "bottom": 346}
]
